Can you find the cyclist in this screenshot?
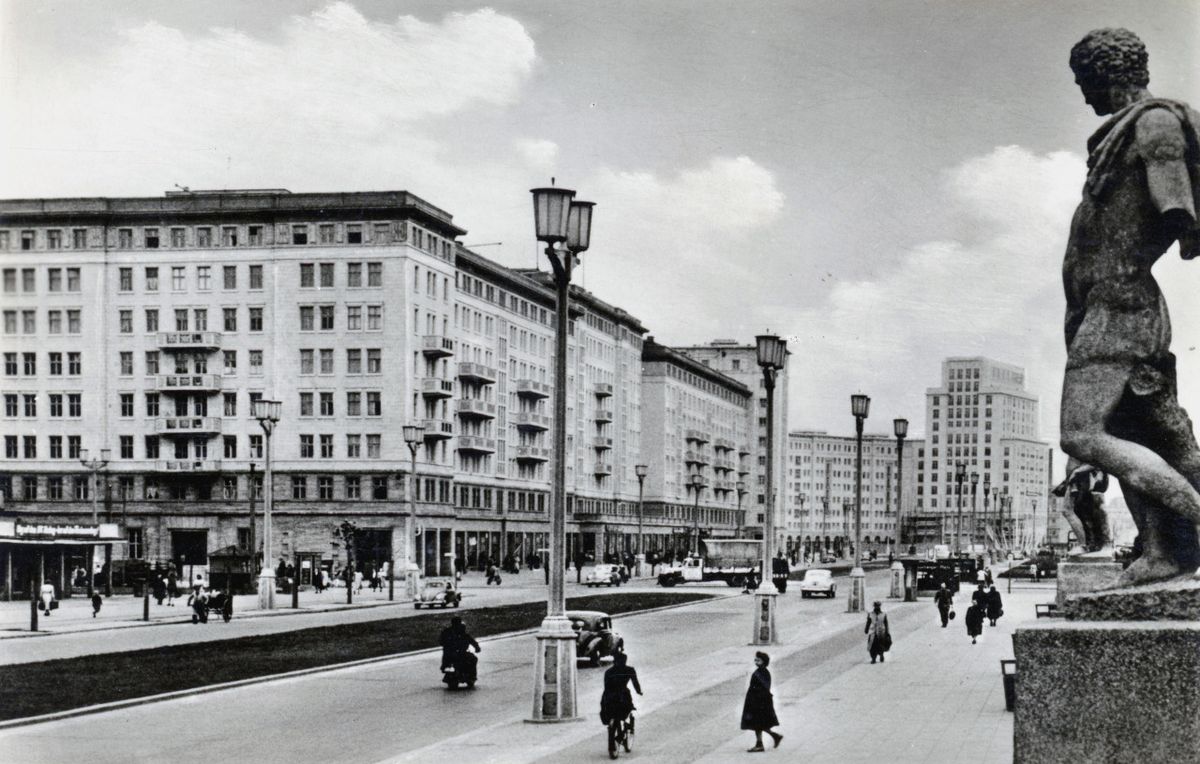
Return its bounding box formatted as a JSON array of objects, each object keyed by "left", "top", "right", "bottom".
[{"left": 600, "top": 651, "right": 642, "bottom": 756}]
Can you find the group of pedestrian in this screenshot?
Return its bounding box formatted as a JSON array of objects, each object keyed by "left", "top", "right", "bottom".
[{"left": 932, "top": 576, "right": 1005, "bottom": 645}]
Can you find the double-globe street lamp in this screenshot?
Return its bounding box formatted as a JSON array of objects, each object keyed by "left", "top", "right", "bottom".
[
  {"left": 753, "top": 334, "right": 787, "bottom": 644},
  {"left": 402, "top": 425, "right": 425, "bottom": 599},
  {"left": 529, "top": 183, "right": 594, "bottom": 723},
  {"left": 890, "top": 418, "right": 907, "bottom": 599},
  {"left": 847, "top": 393, "right": 870, "bottom": 613},
  {"left": 252, "top": 398, "right": 282, "bottom": 610},
  {"left": 79, "top": 447, "right": 111, "bottom": 598},
  {"left": 635, "top": 464, "right": 648, "bottom": 576}
]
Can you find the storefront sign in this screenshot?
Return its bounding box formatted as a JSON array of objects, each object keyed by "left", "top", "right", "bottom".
[{"left": 0, "top": 520, "right": 121, "bottom": 542}]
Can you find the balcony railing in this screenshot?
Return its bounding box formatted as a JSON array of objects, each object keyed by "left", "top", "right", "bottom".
[
  {"left": 514, "top": 445, "right": 551, "bottom": 462},
  {"left": 457, "top": 435, "right": 496, "bottom": 453},
  {"left": 593, "top": 436, "right": 613, "bottom": 451},
  {"left": 456, "top": 362, "right": 497, "bottom": 384},
  {"left": 713, "top": 458, "right": 736, "bottom": 472},
  {"left": 514, "top": 411, "right": 551, "bottom": 431},
  {"left": 422, "top": 418, "right": 454, "bottom": 440},
  {"left": 593, "top": 382, "right": 614, "bottom": 398},
  {"left": 154, "top": 373, "right": 222, "bottom": 392},
  {"left": 684, "top": 449, "right": 709, "bottom": 465},
  {"left": 713, "top": 479, "right": 734, "bottom": 493},
  {"left": 420, "top": 378, "right": 454, "bottom": 398},
  {"left": 421, "top": 335, "right": 456, "bottom": 357},
  {"left": 738, "top": 444, "right": 751, "bottom": 456},
  {"left": 155, "top": 416, "right": 221, "bottom": 435},
  {"left": 515, "top": 379, "right": 551, "bottom": 399},
  {"left": 157, "top": 331, "right": 222, "bottom": 351},
  {"left": 685, "top": 429, "right": 710, "bottom": 444},
  {"left": 714, "top": 437, "right": 735, "bottom": 451},
  {"left": 594, "top": 409, "right": 613, "bottom": 424},
  {"left": 594, "top": 463, "right": 613, "bottom": 476},
  {"left": 156, "top": 458, "right": 222, "bottom": 473},
  {"left": 456, "top": 398, "right": 496, "bottom": 419}
]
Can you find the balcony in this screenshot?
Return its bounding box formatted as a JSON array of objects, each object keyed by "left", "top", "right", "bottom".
[
  {"left": 685, "top": 429, "right": 710, "bottom": 444},
  {"left": 737, "top": 466, "right": 751, "bottom": 476},
  {"left": 594, "top": 409, "right": 613, "bottom": 424},
  {"left": 594, "top": 462, "right": 613, "bottom": 476},
  {"left": 456, "top": 398, "right": 496, "bottom": 419},
  {"left": 713, "top": 479, "right": 734, "bottom": 493},
  {"left": 423, "top": 418, "right": 454, "bottom": 440},
  {"left": 456, "top": 362, "right": 497, "bottom": 384},
  {"left": 593, "top": 382, "right": 613, "bottom": 398},
  {"left": 593, "top": 436, "right": 613, "bottom": 451},
  {"left": 157, "top": 331, "right": 222, "bottom": 351},
  {"left": 457, "top": 435, "right": 496, "bottom": 454},
  {"left": 738, "top": 444, "right": 751, "bottom": 456},
  {"left": 421, "top": 334, "right": 456, "bottom": 358},
  {"left": 514, "top": 411, "right": 551, "bottom": 431},
  {"left": 714, "top": 437, "right": 735, "bottom": 451},
  {"left": 154, "top": 374, "right": 222, "bottom": 392},
  {"left": 156, "top": 458, "right": 222, "bottom": 473},
  {"left": 420, "top": 378, "right": 454, "bottom": 398},
  {"left": 713, "top": 458, "right": 735, "bottom": 472},
  {"left": 684, "top": 449, "right": 709, "bottom": 465},
  {"left": 514, "top": 445, "right": 551, "bottom": 462},
  {"left": 515, "top": 379, "right": 551, "bottom": 399},
  {"left": 155, "top": 416, "right": 222, "bottom": 436}
]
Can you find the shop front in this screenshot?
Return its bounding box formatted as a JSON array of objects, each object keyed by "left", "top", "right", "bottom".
[{"left": 0, "top": 520, "right": 124, "bottom": 599}]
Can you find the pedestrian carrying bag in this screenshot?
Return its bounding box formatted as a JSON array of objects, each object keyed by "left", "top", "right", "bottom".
[
  {"left": 949, "top": 609, "right": 956, "bottom": 620},
  {"left": 49, "top": 600, "right": 59, "bottom": 610}
]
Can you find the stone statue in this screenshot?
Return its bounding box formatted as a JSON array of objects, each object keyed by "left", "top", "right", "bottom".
[
  {"left": 1051, "top": 462, "right": 1111, "bottom": 555},
  {"left": 1059, "top": 28, "right": 1200, "bottom": 586}
]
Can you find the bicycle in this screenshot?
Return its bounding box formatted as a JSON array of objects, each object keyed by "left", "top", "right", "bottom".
[{"left": 607, "top": 712, "right": 635, "bottom": 759}]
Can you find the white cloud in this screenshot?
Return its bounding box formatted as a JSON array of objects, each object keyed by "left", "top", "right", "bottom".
[{"left": 515, "top": 139, "right": 559, "bottom": 170}]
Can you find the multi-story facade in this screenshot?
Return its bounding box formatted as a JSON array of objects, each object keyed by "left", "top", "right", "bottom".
[
  {"left": 639, "top": 338, "right": 752, "bottom": 558},
  {"left": 785, "top": 430, "right": 922, "bottom": 560},
  {"left": 674, "top": 340, "right": 789, "bottom": 547},
  {"left": 911, "top": 357, "right": 1051, "bottom": 550}
]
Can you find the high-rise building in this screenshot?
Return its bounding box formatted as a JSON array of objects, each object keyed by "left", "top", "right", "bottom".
[
  {"left": 786, "top": 430, "right": 922, "bottom": 560},
  {"left": 913, "top": 357, "right": 1051, "bottom": 549}
]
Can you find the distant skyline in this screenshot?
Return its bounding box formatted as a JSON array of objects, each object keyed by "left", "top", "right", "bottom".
[{"left": 3, "top": 1, "right": 1198, "bottom": 460}]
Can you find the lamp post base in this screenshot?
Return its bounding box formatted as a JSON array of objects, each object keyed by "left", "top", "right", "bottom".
[
  {"left": 529, "top": 615, "right": 579, "bottom": 722},
  {"left": 846, "top": 567, "right": 866, "bottom": 613},
  {"left": 257, "top": 570, "right": 276, "bottom": 611},
  {"left": 751, "top": 591, "right": 778, "bottom": 645},
  {"left": 635, "top": 553, "right": 648, "bottom": 579},
  {"left": 889, "top": 561, "right": 904, "bottom": 599},
  {"left": 405, "top": 564, "right": 421, "bottom": 600}
]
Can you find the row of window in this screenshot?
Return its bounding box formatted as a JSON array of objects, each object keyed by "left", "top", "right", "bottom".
[
  {"left": 298, "top": 391, "right": 383, "bottom": 418},
  {"left": 299, "top": 348, "right": 382, "bottom": 375},
  {"left": 3, "top": 434, "right": 83, "bottom": 459},
  {"left": 3, "top": 309, "right": 83, "bottom": 335},
  {"left": 118, "top": 306, "right": 265, "bottom": 334},
  {"left": 299, "top": 304, "right": 384, "bottom": 331},
  {"left": 1, "top": 267, "right": 80, "bottom": 293},
  {"left": 3, "top": 352, "right": 82, "bottom": 376},
  {"left": 299, "top": 262, "right": 384, "bottom": 288},
  {"left": 3, "top": 393, "right": 82, "bottom": 418}
]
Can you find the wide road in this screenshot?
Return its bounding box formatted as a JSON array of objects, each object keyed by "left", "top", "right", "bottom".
[{"left": 0, "top": 568, "right": 1024, "bottom": 763}]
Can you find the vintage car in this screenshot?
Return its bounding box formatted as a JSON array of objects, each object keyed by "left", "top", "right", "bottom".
[
  {"left": 819, "top": 552, "right": 838, "bottom": 564},
  {"left": 585, "top": 564, "right": 622, "bottom": 588},
  {"left": 567, "top": 610, "right": 624, "bottom": 666},
  {"left": 799, "top": 568, "right": 837, "bottom": 598},
  {"left": 413, "top": 578, "right": 462, "bottom": 609}
]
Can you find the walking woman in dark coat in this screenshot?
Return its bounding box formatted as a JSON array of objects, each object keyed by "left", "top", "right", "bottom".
[
  {"left": 965, "top": 602, "right": 985, "bottom": 644},
  {"left": 741, "top": 652, "right": 783, "bottom": 752},
  {"left": 985, "top": 585, "right": 1004, "bottom": 627}
]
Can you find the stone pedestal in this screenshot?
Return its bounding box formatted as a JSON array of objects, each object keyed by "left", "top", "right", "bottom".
[
  {"left": 751, "top": 590, "right": 778, "bottom": 645},
  {"left": 889, "top": 561, "right": 904, "bottom": 599},
  {"left": 635, "top": 553, "right": 649, "bottom": 579},
  {"left": 404, "top": 564, "right": 421, "bottom": 600},
  {"left": 529, "top": 615, "right": 579, "bottom": 722},
  {"left": 1013, "top": 620, "right": 1200, "bottom": 763},
  {"left": 1064, "top": 577, "right": 1200, "bottom": 621},
  {"left": 1055, "top": 561, "right": 1123, "bottom": 607},
  {"left": 257, "top": 569, "right": 275, "bottom": 610},
  {"left": 846, "top": 566, "right": 866, "bottom": 613}
]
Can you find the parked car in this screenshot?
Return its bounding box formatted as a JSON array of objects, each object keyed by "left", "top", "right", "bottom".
[
  {"left": 799, "top": 568, "right": 837, "bottom": 599},
  {"left": 567, "top": 610, "right": 624, "bottom": 666},
  {"left": 585, "top": 564, "right": 622, "bottom": 588},
  {"left": 819, "top": 553, "right": 838, "bottom": 564},
  {"left": 413, "top": 578, "right": 461, "bottom": 609}
]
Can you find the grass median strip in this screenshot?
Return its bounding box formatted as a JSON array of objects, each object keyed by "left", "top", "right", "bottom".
[{"left": 0, "top": 591, "right": 713, "bottom": 721}]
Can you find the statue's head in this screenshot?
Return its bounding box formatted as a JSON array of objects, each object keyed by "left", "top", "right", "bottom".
[{"left": 1070, "top": 28, "right": 1149, "bottom": 115}]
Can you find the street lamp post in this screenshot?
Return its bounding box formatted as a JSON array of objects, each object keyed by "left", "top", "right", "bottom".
[
  {"left": 736, "top": 481, "right": 747, "bottom": 539},
  {"left": 635, "top": 464, "right": 648, "bottom": 577},
  {"left": 79, "top": 447, "right": 111, "bottom": 598},
  {"left": 847, "top": 394, "right": 870, "bottom": 613},
  {"left": 890, "top": 418, "right": 908, "bottom": 599},
  {"left": 954, "top": 462, "right": 967, "bottom": 556},
  {"left": 984, "top": 475, "right": 993, "bottom": 559},
  {"left": 970, "top": 471, "right": 980, "bottom": 555},
  {"left": 796, "top": 493, "right": 806, "bottom": 563},
  {"left": 402, "top": 425, "right": 425, "bottom": 600},
  {"left": 754, "top": 334, "right": 787, "bottom": 644},
  {"left": 529, "top": 183, "right": 593, "bottom": 722},
  {"left": 252, "top": 399, "right": 282, "bottom": 610},
  {"left": 689, "top": 473, "right": 705, "bottom": 554}
]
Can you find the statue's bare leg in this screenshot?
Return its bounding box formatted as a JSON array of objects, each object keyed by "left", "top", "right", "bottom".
[
  {"left": 1119, "top": 489, "right": 1186, "bottom": 585},
  {"left": 1061, "top": 365, "right": 1200, "bottom": 527}
]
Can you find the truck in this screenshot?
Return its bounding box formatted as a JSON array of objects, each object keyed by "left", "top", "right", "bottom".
[{"left": 656, "top": 539, "right": 762, "bottom": 587}]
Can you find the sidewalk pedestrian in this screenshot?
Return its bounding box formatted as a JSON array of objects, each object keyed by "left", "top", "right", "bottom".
[
  {"left": 167, "top": 570, "right": 178, "bottom": 606},
  {"left": 152, "top": 574, "right": 167, "bottom": 606},
  {"left": 771, "top": 553, "right": 789, "bottom": 594},
  {"left": 986, "top": 585, "right": 1004, "bottom": 627},
  {"left": 91, "top": 591, "right": 103, "bottom": 617},
  {"left": 39, "top": 581, "right": 56, "bottom": 616},
  {"left": 933, "top": 583, "right": 955, "bottom": 628},
  {"left": 865, "top": 601, "right": 891, "bottom": 663},
  {"left": 971, "top": 583, "right": 988, "bottom": 612},
  {"left": 486, "top": 560, "right": 502, "bottom": 586},
  {"left": 741, "top": 651, "right": 782, "bottom": 752},
  {"left": 965, "top": 601, "right": 985, "bottom": 644}
]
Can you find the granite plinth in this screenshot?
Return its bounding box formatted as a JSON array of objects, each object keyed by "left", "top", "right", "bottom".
[
  {"left": 1055, "top": 561, "right": 1124, "bottom": 607},
  {"left": 1064, "top": 577, "right": 1200, "bottom": 621},
  {"left": 1013, "top": 621, "right": 1200, "bottom": 764}
]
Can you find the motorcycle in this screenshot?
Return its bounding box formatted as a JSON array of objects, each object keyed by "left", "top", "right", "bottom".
[{"left": 441, "top": 649, "right": 479, "bottom": 690}]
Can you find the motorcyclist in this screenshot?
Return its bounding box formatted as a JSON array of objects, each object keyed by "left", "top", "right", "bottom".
[
  {"left": 439, "top": 616, "right": 480, "bottom": 671},
  {"left": 599, "top": 651, "right": 643, "bottom": 728}
]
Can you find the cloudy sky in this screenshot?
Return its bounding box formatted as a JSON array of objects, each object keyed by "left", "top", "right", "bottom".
[{"left": 3, "top": 0, "right": 1199, "bottom": 458}]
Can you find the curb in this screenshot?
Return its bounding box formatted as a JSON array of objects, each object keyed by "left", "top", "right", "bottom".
[{"left": 0, "top": 591, "right": 730, "bottom": 730}]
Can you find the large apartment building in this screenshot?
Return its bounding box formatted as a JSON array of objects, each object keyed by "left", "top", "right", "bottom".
[
  {"left": 912, "top": 357, "right": 1052, "bottom": 549},
  {"left": 785, "top": 430, "right": 922, "bottom": 559}
]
